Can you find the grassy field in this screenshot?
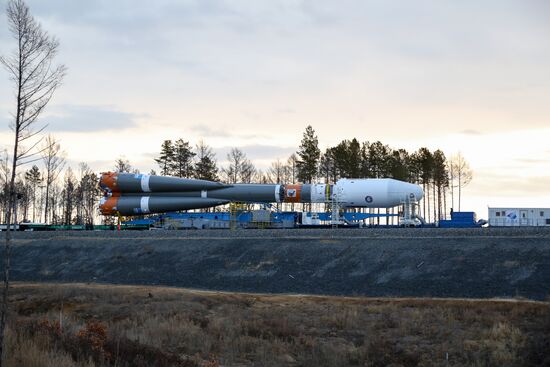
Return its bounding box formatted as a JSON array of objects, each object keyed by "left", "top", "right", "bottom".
[{"left": 2, "top": 282, "right": 549, "bottom": 366}]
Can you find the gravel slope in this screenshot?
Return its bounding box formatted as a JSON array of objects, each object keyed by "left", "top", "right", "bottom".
[{"left": 4, "top": 227, "right": 550, "bottom": 300}]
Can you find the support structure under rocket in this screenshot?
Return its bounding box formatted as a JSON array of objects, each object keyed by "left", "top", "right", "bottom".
[{"left": 99, "top": 172, "right": 424, "bottom": 216}]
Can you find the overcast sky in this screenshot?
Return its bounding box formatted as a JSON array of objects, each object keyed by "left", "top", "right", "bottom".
[{"left": 0, "top": 0, "right": 549, "bottom": 216}]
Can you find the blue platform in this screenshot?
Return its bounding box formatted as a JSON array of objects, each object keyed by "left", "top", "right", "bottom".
[
  {"left": 438, "top": 211, "right": 481, "bottom": 228},
  {"left": 123, "top": 210, "right": 398, "bottom": 227}
]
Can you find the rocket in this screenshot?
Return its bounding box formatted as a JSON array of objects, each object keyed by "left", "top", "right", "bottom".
[{"left": 99, "top": 172, "right": 424, "bottom": 216}]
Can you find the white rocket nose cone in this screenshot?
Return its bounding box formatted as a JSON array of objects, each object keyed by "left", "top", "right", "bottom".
[{"left": 413, "top": 185, "right": 424, "bottom": 200}]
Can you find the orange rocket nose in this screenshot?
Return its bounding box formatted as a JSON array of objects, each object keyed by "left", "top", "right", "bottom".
[
  {"left": 99, "top": 196, "right": 120, "bottom": 215},
  {"left": 100, "top": 172, "right": 119, "bottom": 193}
]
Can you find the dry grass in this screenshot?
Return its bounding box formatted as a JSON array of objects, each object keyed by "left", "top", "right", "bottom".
[{"left": 3, "top": 282, "right": 550, "bottom": 366}]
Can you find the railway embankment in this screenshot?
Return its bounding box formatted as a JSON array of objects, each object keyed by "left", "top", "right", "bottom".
[{"left": 3, "top": 227, "right": 550, "bottom": 300}]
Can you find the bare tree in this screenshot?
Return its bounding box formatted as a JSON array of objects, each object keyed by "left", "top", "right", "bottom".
[
  {"left": 114, "top": 157, "right": 133, "bottom": 172},
  {"left": 222, "top": 148, "right": 255, "bottom": 184},
  {"left": 267, "top": 159, "right": 286, "bottom": 184},
  {"left": 286, "top": 154, "right": 298, "bottom": 184},
  {"left": 0, "top": 151, "right": 10, "bottom": 223},
  {"left": 62, "top": 167, "right": 76, "bottom": 225},
  {"left": 0, "top": 0, "right": 66, "bottom": 361},
  {"left": 76, "top": 163, "right": 100, "bottom": 226},
  {"left": 42, "top": 135, "right": 65, "bottom": 224},
  {"left": 449, "top": 152, "right": 473, "bottom": 211}
]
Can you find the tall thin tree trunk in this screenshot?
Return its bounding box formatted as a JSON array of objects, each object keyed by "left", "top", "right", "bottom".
[
  {"left": 443, "top": 187, "right": 447, "bottom": 219},
  {"left": 1, "top": 131, "right": 20, "bottom": 365},
  {"left": 0, "top": 51, "right": 24, "bottom": 362},
  {"left": 427, "top": 183, "right": 431, "bottom": 223},
  {"left": 32, "top": 189, "right": 36, "bottom": 222},
  {"left": 458, "top": 175, "right": 462, "bottom": 212},
  {"left": 422, "top": 182, "right": 429, "bottom": 220},
  {"left": 432, "top": 182, "right": 437, "bottom": 221},
  {"left": 450, "top": 181, "right": 454, "bottom": 211},
  {"left": 44, "top": 183, "right": 50, "bottom": 224}
]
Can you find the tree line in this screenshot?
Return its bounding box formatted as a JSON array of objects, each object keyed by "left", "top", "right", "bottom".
[
  {"left": 0, "top": 127, "right": 473, "bottom": 226},
  {"left": 148, "top": 125, "right": 473, "bottom": 222},
  {"left": 0, "top": 135, "right": 101, "bottom": 226}
]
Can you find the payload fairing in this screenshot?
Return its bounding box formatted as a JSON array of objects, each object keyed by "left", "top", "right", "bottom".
[{"left": 99, "top": 172, "right": 423, "bottom": 216}]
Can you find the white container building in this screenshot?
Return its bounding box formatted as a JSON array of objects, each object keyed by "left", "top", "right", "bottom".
[{"left": 488, "top": 207, "right": 550, "bottom": 227}]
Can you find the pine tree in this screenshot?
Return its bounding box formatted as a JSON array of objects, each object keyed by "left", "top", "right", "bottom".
[
  {"left": 155, "top": 140, "right": 174, "bottom": 176},
  {"left": 416, "top": 147, "right": 434, "bottom": 221},
  {"left": 171, "top": 139, "right": 195, "bottom": 178},
  {"left": 367, "top": 141, "right": 391, "bottom": 178},
  {"left": 24, "top": 165, "right": 42, "bottom": 222},
  {"left": 359, "top": 142, "right": 371, "bottom": 178},
  {"left": 432, "top": 150, "right": 449, "bottom": 220},
  {"left": 334, "top": 138, "right": 362, "bottom": 178},
  {"left": 346, "top": 138, "right": 362, "bottom": 178},
  {"left": 319, "top": 148, "right": 336, "bottom": 183},
  {"left": 194, "top": 140, "right": 218, "bottom": 181},
  {"left": 296, "top": 125, "right": 320, "bottom": 183},
  {"left": 388, "top": 149, "right": 410, "bottom": 181}
]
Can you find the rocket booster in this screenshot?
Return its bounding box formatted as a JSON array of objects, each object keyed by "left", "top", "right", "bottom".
[
  {"left": 99, "top": 172, "right": 423, "bottom": 216},
  {"left": 100, "top": 171, "right": 228, "bottom": 193}
]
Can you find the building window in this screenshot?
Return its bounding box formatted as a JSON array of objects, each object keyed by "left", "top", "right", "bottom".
[
  {"left": 501, "top": 211, "right": 506, "bottom": 216},
  {"left": 522, "top": 212, "right": 526, "bottom": 218},
  {"left": 541, "top": 211, "right": 545, "bottom": 217},
  {"left": 496, "top": 212, "right": 500, "bottom": 217},
  {"left": 547, "top": 219, "right": 550, "bottom": 225}
]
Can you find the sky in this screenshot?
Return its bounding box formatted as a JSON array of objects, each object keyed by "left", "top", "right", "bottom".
[{"left": 0, "top": 0, "right": 549, "bottom": 218}]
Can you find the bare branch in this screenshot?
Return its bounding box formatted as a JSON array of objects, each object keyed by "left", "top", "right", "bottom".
[{"left": 17, "top": 123, "right": 48, "bottom": 143}]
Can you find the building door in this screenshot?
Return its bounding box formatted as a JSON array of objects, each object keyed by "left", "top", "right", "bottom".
[{"left": 520, "top": 210, "right": 529, "bottom": 226}]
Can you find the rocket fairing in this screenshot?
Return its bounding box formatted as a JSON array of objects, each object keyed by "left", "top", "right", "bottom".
[{"left": 99, "top": 172, "right": 424, "bottom": 216}]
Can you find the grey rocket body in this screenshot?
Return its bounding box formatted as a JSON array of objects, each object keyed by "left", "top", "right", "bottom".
[{"left": 99, "top": 172, "right": 424, "bottom": 216}]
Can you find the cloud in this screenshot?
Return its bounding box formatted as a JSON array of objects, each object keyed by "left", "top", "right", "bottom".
[
  {"left": 189, "top": 124, "right": 269, "bottom": 140},
  {"left": 275, "top": 108, "right": 296, "bottom": 115},
  {"left": 514, "top": 158, "right": 549, "bottom": 164},
  {"left": 189, "top": 125, "right": 232, "bottom": 138},
  {"left": 460, "top": 129, "right": 483, "bottom": 135},
  {"left": 42, "top": 105, "right": 143, "bottom": 132}
]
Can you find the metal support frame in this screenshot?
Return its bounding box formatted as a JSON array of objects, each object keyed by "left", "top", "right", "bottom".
[
  {"left": 330, "top": 187, "right": 342, "bottom": 228},
  {"left": 399, "top": 193, "right": 420, "bottom": 227}
]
